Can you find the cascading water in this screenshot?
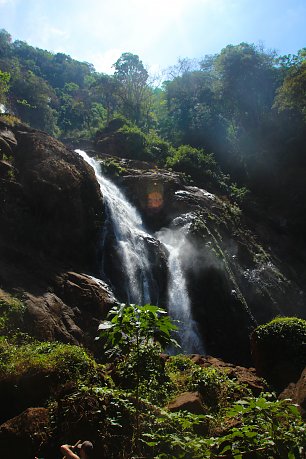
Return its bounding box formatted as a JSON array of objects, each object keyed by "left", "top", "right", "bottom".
[
  {"left": 157, "top": 217, "right": 205, "bottom": 354},
  {"left": 76, "top": 149, "right": 204, "bottom": 353},
  {"left": 76, "top": 149, "right": 155, "bottom": 304}
]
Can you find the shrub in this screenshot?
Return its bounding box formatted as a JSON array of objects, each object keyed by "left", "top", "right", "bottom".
[
  {"left": 165, "top": 355, "right": 250, "bottom": 411},
  {"left": 96, "top": 117, "right": 174, "bottom": 165},
  {"left": 0, "top": 339, "right": 97, "bottom": 384},
  {"left": 100, "top": 157, "right": 127, "bottom": 177},
  {"left": 0, "top": 289, "right": 25, "bottom": 335},
  {"left": 0, "top": 113, "right": 22, "bottom": 126},
  {"left": 143, "top": 394, "right": 305, "bottom": 458},
  {"left": 251, "top": 316, "right": 306, "bottom": 390},
  {"left": 146, "top": 130, "right": 173, "bottom": 166},
  {"left": 117, "top": 124, "right": 148, "bottom": 160},
  {"left": 166, "top": 144, "right": 221, "bottom": 187},
  {"left": 219, "top": 394, "right": 306, "bottom": 458}
]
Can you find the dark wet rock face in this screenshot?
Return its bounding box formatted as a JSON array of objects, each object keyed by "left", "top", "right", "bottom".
[
  {"left": 0, "top": 120, "right": 104, "bottom": 271},
  {"left": 0, "top": 120, "right": 116, "bottom": 354}
]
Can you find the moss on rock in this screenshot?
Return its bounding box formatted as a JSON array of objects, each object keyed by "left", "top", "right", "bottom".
[{"left": 251, "top": 316, "right": 306, "bottom": 390}]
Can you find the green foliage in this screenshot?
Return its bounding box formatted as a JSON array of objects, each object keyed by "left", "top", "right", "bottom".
[
  {"left": 166, "top": 144, "right": 224, "bottom": 189},
  {"left": 254, "top": 316, "right": 306, "bottom": 339},
  {"left": 117, "top": 123, "right": 148, "bottom": 160},
  {"left": 96, "top": 117, "right": 173, "bottom": 164},
  {"left": 273, "top": 49, "right": 306, "bottom": 121},
  {"left": 99, "top": 304, "right": 178, "bottom": 454},
  {"left": 165, "top": 355, "right": 250, "bottom": 411},
  {"left": 99, "top": 303, "right": 178, "bottom": 358},
  {"left": 51, "top": 385, "right": 138, "bottom": 458},
  {"left": 141, "top": 393, "right": 305, "bottom": 458},
  {"left": 47, "top": 381, "right": 306, "bottom": 459},
  {"left": 101, "top": 157, "right": 127, "bottom": 177},
  {"left": 0, "top": 290, "right": 25, "bottom": 335},
  {"left": 220, "top": 394, "right": 306, "bottom": 458},
  {"left": 142, "top": 410, "right": 213, "bottom": 458},
  {"left": 229, "top": 183, "right": 250, "bottom": 204},
  {"left": 10, "top": 66, "right": 59, "bottom": 135},
  {"left": 253, "top": 316, "right": 306, "bottom": 363},
  {"left": 0, "top": 69, "right": 10, "bottom": 104},
  {"left": 0, "top": 322, "right": 303, "bottom": 459},
  {"left": 146, "top": 129, "right": 174, "bottom": 165},
  {"left": 116, "top": 343, "right": 170, "bottom": 405},
  {"left": 113, "top": 52, "right": 150, "bottom": 125},
  {"left": 0, "top": 338, "right": 96, "bottom": 384}
]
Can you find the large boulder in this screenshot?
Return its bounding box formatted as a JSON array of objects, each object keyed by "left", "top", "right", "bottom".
[
  {"left": 0, "top": 408, "right": 51, "bottom": 459},
  {"left": 251, "top": 317, "right": 306, "bottom": 391},
  {"left": 0, "top": 120, "right": 115, "bottom": 360},
  {"left": 0, "top": 270, "right": 117, "bottom": 351},
  {"left": 279, "top": 367, "right": 306, "bottom": 419},
  {"left": 167, "top": 391, "right": 206, "bottom": 414}
]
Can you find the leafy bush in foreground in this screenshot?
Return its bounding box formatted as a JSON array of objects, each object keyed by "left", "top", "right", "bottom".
[
  {"left": 0, "top": 307, "right": 305, "bottom": 458},
  {"left": 50, "top": 385, "right": 305, "bottom": 459}
]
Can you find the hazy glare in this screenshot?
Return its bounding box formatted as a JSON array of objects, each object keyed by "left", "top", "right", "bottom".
[{"left": 0, "top": 0, "right": 305, "bottom": 73}]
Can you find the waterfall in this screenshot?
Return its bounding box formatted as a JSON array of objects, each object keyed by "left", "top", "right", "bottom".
[
  {"left": 157, "top": 218, "right": 205, "bottom": 354},
  {"left": 76, "top": 149, "right": 204, "bottom": 353},
  {"left": 76, "top": 149, "right": 154, "bottom": 304}
]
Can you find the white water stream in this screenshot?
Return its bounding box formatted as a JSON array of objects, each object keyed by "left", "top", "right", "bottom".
[
  {"left": 157, "top": 220, "right": 205, "bottom": 354},
  {"left": 76, "top": 149, "right": 204, "bottom": 353},
  {"left": 76, "top": 149, "right": 154, "bottom": 304}
]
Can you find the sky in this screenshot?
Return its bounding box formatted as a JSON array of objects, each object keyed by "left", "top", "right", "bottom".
[{"left": 0, "top": 0, "right": 306, "bottom": 75}]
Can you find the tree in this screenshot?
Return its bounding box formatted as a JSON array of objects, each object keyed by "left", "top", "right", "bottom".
[
  {"left": 113, "top": 52, "right": 151, "bottom": 126},
  {"left": 0, "top": 29, "right": 12, "bottom": 57},
  {"left": 164, "top": 69, "right": 218, "bottom": 147},
  {"left": 273, "top": 48, "right": 306, "bottom": 121},
  {"left": 98, "top": 303, "right": 178, "bottom": 454},
  {"left": 214, "top": 43, "right": 278, "bottom": 129},
  {"left": 90, "top": 73, "right": 120, "bottom": 123},
  {"left": 11, "top": 67, "right": 58, "bottom": 135},
  {"left": 98, "top": 303, "right": 178, "bottom": 358},
  {"left": 0, "top": 70, "right": 10, "bottom": 106}
]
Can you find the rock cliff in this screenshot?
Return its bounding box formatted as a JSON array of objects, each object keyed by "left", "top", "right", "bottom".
[{"left": 0, "top": 120, "right": 116, "bottom": 348}]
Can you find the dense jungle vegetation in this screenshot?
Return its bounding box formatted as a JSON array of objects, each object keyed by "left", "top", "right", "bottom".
[
  {"left": 1, "top": 28, "right": 306, "bottom": 227},
  {"left": 1, "top": 295, "right": 305, "bottom": 458}
]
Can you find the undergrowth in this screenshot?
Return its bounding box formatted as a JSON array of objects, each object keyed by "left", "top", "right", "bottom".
[
  {"left": 0, "top": 308, "right": 305, "bottom": 458},
  {"left": 0, "top": 338, "right": 97, "bottom": 384},
  {"left": 0, "top": 289, "right": 25, "bottom": 335}
]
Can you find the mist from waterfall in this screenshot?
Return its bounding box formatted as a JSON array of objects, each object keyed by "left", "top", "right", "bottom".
[{"left": 76, "top": 149, "right": 204, "bottom": 354}]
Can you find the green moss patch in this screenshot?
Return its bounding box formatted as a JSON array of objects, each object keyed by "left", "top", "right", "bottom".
[
  {"left": 0, "top": 289, "right": 25, "bottom": 335},
  {"left": 0, "top": 338, "right": 97, "bottom": 384}
]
